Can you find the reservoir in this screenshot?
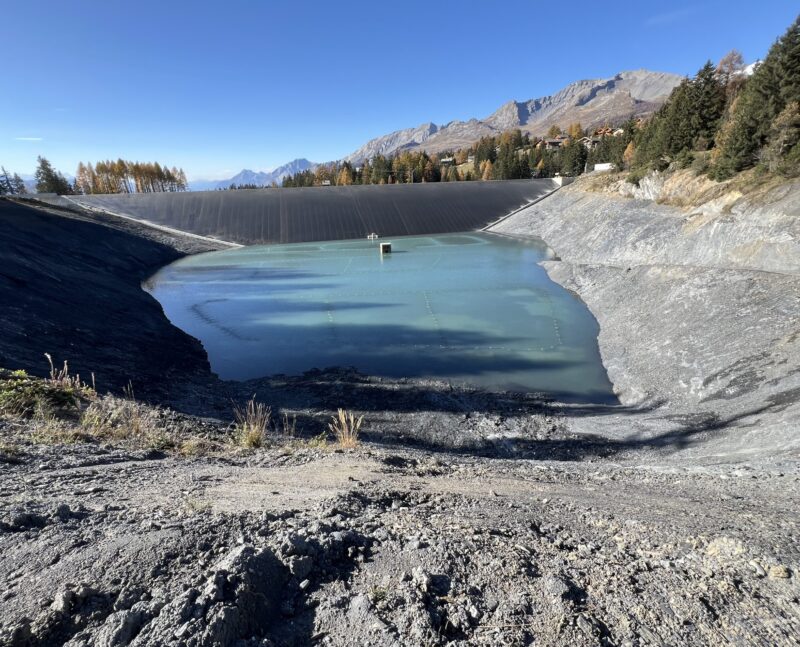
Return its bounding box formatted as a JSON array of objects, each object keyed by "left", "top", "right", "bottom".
[{"left": 145, "top": 232, "right": 615, "bottom": 402}]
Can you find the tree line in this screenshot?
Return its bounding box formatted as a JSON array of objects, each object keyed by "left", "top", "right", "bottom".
[
  {"left": 628, "top": 15, "right": 799, "bottom": 181},
  {"left": 279, "top": 125, "right": 633, "bottom": 188},
  {"left": 0, "top": 156, "right": 189, "bottom": 195},
  {"left": 74, "top": 160, "right": 188, "bottom": 194},
  {"left": 0, "top": 167, "right": 27, "bottom": 195}
]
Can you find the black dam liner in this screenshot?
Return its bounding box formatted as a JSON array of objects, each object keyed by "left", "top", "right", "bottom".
[{"left": 68, "top": 179, "right": 555, "bottom": 245}]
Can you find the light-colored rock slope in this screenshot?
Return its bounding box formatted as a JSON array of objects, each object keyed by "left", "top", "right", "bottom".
[{"left": 491, "top": 177, "right": 800, "bottom": 459}]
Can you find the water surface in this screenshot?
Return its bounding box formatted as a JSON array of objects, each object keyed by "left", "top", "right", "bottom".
[{"left": 145, "top": 233, "right": 615, "bottom": 402}]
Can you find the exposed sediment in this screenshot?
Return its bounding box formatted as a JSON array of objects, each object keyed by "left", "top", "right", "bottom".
[{"left": 490, "top": 179, "right": 800, "bottom": 461}]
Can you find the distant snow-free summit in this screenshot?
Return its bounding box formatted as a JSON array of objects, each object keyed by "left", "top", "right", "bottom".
[
  {"left": 190, "top": 159, "right": 317, "bottom": 191},
  {"left": 344, "top": 69, "right": 683, "bottom": 163}
]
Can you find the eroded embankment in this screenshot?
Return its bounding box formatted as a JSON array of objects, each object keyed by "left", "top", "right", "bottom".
[
  {"left": 491, "top": 177, "right": 800, "bottom": 459},
  {"left": 0, "top": 198, "right": 222, "bottom": 405}
]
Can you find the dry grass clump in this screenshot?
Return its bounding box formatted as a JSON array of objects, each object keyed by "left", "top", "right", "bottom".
[
  {"left": 178, "top": 437, "right": 219, "bottom": 457},
  {"left": 0, "top": 356, "right": 95, "bottom": 419},
  {"left": 328, "top": 408, "right": 363, "bottom": 449},
  {"left": 232, "top": 396, "right": 271, "bottom": 448},
  {"left": 80, "top": 393, "right": 162, "bottom": 445},
  {"left": 278, "top": 411, "right": 297, "bottom": 437},
  {"left": 0, "top": 441, "right": 22, "bottom": 463}
]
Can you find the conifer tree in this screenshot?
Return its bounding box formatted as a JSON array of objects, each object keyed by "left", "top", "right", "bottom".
[
  {"left": 714, "top": 16, "right": 800, "bottom": 177},
  {"left": 34, "top": 156, "right": 72, "bottom": 194}
]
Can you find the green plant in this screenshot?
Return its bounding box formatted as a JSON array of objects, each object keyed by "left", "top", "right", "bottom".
[
  {"left": 369, "top": 587, "right": 388, "bottom": 604},
  {"left": 232, "top": 396, "right": 271, "bottom": 448},
  {"left": 0, "top": 358, "right": 94, "bottom": 418},
  {"left": 328, "top": 408, "right": 363, "bottom": 449},
  {"left": 626, "top": 169, "right": 646, "bottom": 186}
]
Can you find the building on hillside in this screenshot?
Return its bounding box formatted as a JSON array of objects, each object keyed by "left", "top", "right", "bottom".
[
  {"left": 537, "top": 137, "right": 570, "bottom": 151},
  {"left": 579, "top": 136, "right": 603, "bottom": 150},
  {"left": 593, "top": 162, "right": 615, "bottom": 172},
  {"left": 439, "top": 157, "right": 455, "bottom": 165}
]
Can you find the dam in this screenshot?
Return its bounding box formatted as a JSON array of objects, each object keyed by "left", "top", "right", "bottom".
[{"left": 65, "top": 179, "right": 555, "bottom": 245}]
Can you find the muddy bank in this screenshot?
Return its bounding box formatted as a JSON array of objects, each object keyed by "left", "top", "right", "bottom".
[
  {"left": 0, "top": 198, "right": 221, "bottom": 404},
  {"left": 491, "top": 180, "right": 800, "bottom": 460}
]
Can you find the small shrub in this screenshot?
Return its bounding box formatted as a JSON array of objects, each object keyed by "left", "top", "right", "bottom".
[
  {"left": 0, "top": 442, "right": 22, "bottom": 463},
  {"left": 81, "top": 396, "right": 159, "bottom": 442},
  {"left": 692, "top": 152, "right": 711, "bottom": 176},
  {"left": 178, "top": 437, "right": 217, "bottom": 457},
  {"left": 676, "top": 149, "right": 695, "bottom": 169},
  {"left": 306, "top": 431, "right": 329, "bottom": 449},
  {"left": 626, "top": 169, "right": 646, "bottom": 186},
  {"left": 0, "top": 362, "right": 94, "bottom": 419},
  {"left": 369, "top": 587, "right": 388, "bottom": 604},
  {"left": 233, "top": 396, "right": 271, "bottom": 448},
  {"left": 328, "top": 408, "right": 363, "bottom": 449}
]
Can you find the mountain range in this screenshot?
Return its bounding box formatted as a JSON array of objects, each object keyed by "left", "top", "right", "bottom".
[
  {"left": 344, "top": 69, "right": 683, "bottom": 163},
  {"left": 189, "top": 159, "right": 316, "bottom": 191},
  {"left": 191, "top": 68, "right": 683, "bottom": 190}
]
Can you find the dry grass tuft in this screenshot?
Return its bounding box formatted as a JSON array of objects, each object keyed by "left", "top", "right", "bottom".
[
  {"left": 178, "top": 437, "right": 219, "bottom": 457},
  {"left": 328, "top": 408, "right": 363, "bottom": 449},
  {"left": 233, "top": 396, "right": 271, "bottom": 448},
  {"left": 81, "top": 395, "right": 160, "bottom": 443},
  {"left": 278, "top": 411, "right": 297, "bottom": 437},
  {"left": 0, "top": 355, "right": 95, "bottom": 419},
  {"left": 0, "top": 441, "right": 22, "bottom": 463}
]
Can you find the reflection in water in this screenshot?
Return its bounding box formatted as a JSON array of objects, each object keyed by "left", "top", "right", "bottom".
[{"left": 146, "top": 232, "right": 616, "bottom": 402}]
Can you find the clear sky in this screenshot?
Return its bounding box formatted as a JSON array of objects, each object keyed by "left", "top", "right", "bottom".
[{"left": 2, "top": 1, "right": 796, "bottom": 180}]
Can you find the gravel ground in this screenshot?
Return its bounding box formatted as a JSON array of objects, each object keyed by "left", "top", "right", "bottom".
[{"left": 1, "top": 434, "right": 798, "bottom": 646}]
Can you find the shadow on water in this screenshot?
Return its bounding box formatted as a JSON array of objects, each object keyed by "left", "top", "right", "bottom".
[{"left": 205, "top": 321, "right": 608, "bottom": 397}]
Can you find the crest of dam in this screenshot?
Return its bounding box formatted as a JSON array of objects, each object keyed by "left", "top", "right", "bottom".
[{"left": 65, "top": 179, "right": 557, "bottom": 245}]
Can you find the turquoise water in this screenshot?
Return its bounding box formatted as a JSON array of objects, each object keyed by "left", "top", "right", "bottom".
[{"left": 145, "top": 233, "right": 615, "bottom": 402}]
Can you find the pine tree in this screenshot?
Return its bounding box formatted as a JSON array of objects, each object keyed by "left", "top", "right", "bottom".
[
  {"left": 0, "top": 167, "right": 12, "bottom": 194},
  {"left": 714, "top": 16, "right": 800, "bottom": 177},
  {"left": 690, "top": 61, "right": 726, "bottom": 150},
  {"left": 34, "top": 156, "right": 72, "bottom": 194},
  {"left": 546, "top": 125, "right": 562, "bottom": 138},
  {"left": 12, "top": 173, "right": 26, "bottom": 194}
]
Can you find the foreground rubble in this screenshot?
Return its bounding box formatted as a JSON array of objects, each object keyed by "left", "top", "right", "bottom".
[{"left": 1, "top": 433, "right": 798, "bottom": 646}]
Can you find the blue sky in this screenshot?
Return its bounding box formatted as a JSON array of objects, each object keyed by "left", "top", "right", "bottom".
[{"left": 2, "top": 1, "right": 796, "bottom": 180}]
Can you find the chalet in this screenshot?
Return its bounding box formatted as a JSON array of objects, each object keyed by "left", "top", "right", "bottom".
[
  {"left": 537, "top": 137, "right": 569, "bottom": 151},
  {"left": 580, "top": 136, "right": 603, "bottom": 150}
]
